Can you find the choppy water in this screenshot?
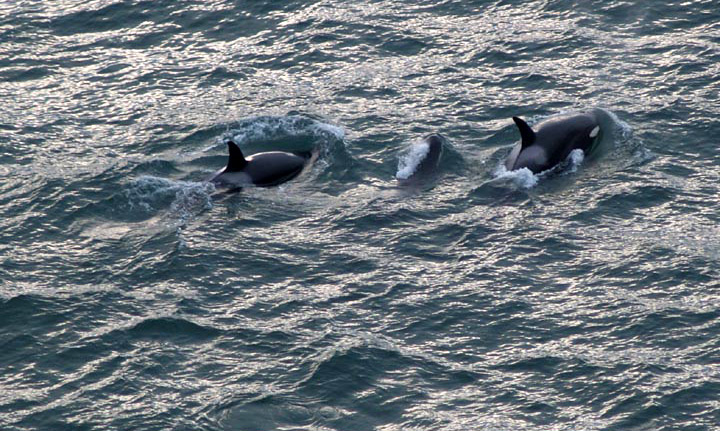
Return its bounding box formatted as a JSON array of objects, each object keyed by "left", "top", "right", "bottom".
[{"left": 1, "top": 1, "right": 719, "bottom": 430}]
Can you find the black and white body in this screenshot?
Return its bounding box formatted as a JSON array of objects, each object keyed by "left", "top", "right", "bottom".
[
  {"left": 504, "top": 112, "right": 601, "bottom": 173},
  {"left": 396, "top": 134, "right": 444, "bottom": 184},
  {"left": 207, "top": 141, "right": 308, "bottom": 187}
]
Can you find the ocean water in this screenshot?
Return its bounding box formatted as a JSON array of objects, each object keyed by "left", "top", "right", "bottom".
[{"left": 1, "top": 1, "right": 719, "bottom": 430}]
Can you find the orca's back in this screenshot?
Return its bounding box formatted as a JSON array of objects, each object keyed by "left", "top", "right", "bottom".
[
  {"left": 244, "top": 152, "right": 307, "bottom": 186},
  {"left": 534, "top": 113, "right": 599, "bottom": 168}
]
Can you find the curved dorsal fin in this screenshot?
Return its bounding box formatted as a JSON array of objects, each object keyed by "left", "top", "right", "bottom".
[
  {"left": 512, "top": 117, "right": 536, "bottom": 149},
  {"left": 225, "top": 140, "right": 247, "bottom": 172}
]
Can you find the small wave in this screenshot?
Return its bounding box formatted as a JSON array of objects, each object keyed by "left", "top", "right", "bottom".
[
  {"left": 396, "top": 140, "right": 430, "bottom": 180},
  {"left": 229, "top": 116, "right": 344, "bottom": 146},
  {"left": 124, "top": 175, "right": 214, "bottom": 223},
  {"left": 203, "top": 115, "right": 345, "bottom": 150}
]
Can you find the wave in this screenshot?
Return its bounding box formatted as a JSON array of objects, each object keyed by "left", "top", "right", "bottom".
[{"left": 197, "top": 114, "right": 345, "bottom": 154}]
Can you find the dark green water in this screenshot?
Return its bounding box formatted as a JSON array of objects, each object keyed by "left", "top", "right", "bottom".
[{"left": 1, "top": 1, "right": 719, "bottom": 430}]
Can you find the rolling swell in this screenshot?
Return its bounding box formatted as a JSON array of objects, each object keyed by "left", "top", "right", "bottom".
[{"left": 1, "top": 0, "right": 720, "bottom": 430}]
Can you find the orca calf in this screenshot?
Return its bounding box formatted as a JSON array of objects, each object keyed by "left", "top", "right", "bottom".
[
  {"left": 505, "top": 112, "right": 600, "bottom": 174},
  {"left": 207, "top": 141, "right": 309, "bottom": 188},
  {"left": 396, "top": 134, "right": 444, "bottom": 185}
]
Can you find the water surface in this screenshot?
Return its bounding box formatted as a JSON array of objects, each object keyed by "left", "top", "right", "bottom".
[{"left": 1, "top": 1, "right": 719, "bottom": 430}]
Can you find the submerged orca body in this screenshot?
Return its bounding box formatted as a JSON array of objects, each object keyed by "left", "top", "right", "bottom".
[
  {"left": 504, "top": 112, "right": 601, "bottom": 174},
  {"left": 397, "top": 134, "right": 444, "bottom": 185},
  {"left": 207, "top": 141, "right": 308, "bottom": 188}
]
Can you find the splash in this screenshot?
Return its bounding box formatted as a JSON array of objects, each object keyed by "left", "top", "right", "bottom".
[
  {"left": 562, "top": 148, "right": 585, "bottom": 174},
  {"left": 396, "top": 140, "right": 430, "bottom": 180},
  {"left": 492, "top": 148, "right": 586, "bottom": 188},
  {"left": 492, "top": 165, "right": 539, "bottom": 188}
]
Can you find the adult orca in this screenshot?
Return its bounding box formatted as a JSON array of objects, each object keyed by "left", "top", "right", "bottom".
[
  {"left": 207, "top": 140, "right": 309, "bottom": 187},
  {"left": 396, "top": 134, "right": 444, "bottom": 184},
  {"left": 504, "top": 112, "right": 601, "bottom": 174}
]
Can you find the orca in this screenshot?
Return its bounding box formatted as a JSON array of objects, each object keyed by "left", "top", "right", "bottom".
[
  {"left": 504, "top": 112, "right": 601, "bottom": 174},
  {"left": 396, "top": 134, "right": 444, "bottom": 184},
  {"left": 207, "top": 141, "right": 309, "bottom": 188}
]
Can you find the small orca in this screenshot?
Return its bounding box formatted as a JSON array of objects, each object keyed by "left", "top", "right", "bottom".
[
  {"left": 207, "top": 140, "right": 309, "bottom": 188},
  {"left": 504, "top": 112, "right": 600, "bottom": 174},
  {"left": 396, "top": 134, "right": 444, "bottom": 184}
]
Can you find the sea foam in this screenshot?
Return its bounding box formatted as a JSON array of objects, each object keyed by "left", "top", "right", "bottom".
[{"left": 396, "top": 140, "right": 430, "bottom": 180}]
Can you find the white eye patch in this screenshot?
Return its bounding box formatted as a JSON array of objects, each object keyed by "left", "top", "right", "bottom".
[{"left": 589, "top": 126, "right": 600, "bottom": 138}]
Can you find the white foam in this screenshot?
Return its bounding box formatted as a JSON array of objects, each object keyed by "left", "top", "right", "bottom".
[
  {"left": 492, "top": 164, "right": 539, "bottom": 188},
  {"left": 309, "top": 121, "right": 346, "bottom": 141},
  {"left": 492, "top": 148, "right": 585, "bottom": 187},
  {"left": 564, "top": 149, "right": 585, "bottom": 174},
  {"left": 396, "top": 141, "right": 430, "bottom": 180}
]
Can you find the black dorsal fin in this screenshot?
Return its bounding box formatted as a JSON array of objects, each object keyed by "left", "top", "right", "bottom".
[
  {"left": 512, "top": 117, "right": 536, "bottom": 149},
  {"left": 225, "top": 141, "right": 247, "bottom": 172}
]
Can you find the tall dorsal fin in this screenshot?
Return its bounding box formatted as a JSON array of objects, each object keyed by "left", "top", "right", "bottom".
[
  {"left": 512, "top": 116, "right": 536, "bottom": 149},
  {"left": 225, "top": 140, "right": 247, "bottom": 172}
]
